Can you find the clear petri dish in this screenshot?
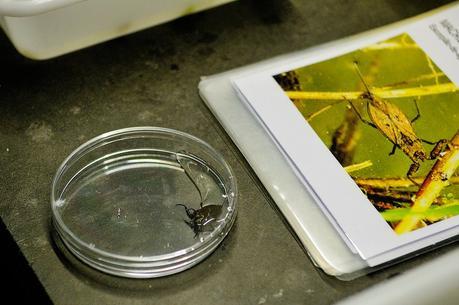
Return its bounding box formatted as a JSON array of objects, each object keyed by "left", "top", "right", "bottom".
[{"left": 51, "top": 127, "right": 237, "bottom": 278}]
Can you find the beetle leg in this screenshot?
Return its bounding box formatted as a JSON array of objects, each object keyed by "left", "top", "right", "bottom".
[
  {"left": 193, "top": 227, "right": 199, "bottom": 238},
  {"left": 421, "top": 138, "right": 436, "bottom": 145},
  {"left": 407, "top": 162, "right": 421, "bottom": 186},
  {"left": 346, "top": 99, "right": 377, "bottom": 129},
  {"left": 176, "top": 203, "right": 189, "bottom": 211},
  {"left": 429, "top": 139, "right": 449, "bottom": 159},
  {"left": 184, "top": 219, "right": 194, "bottom": 229},
  {"left": 389, "top": 144, "right": 397, "bottom": 156},
  {"left": 176, "top": 203, "right": 197, "bottom": 219},
  {"left": 410, "top": 99, "right": 421, "bottom": 124},
  {"left": 193, "top": 224, "right": 202, "bottom": 238}
]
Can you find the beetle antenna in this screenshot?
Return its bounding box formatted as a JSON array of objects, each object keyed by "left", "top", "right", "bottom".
[
  {"left": 176, "top": 203, "right": 189, "bottom": 211},
  {"left": 353, "top": 61, "right": 371, "bottom": 93},
  {"left": 176, "top": 203, "right": 196, "bottom": 218}
]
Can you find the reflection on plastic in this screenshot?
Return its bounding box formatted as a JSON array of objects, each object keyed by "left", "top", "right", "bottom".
[{"left": 176, "top": 151, "right": 227, "bottom": 238}]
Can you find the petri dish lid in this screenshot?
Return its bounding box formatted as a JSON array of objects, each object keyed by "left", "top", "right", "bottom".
[{"left": 51, "top": 127, "right": 237, "bottom": 278}]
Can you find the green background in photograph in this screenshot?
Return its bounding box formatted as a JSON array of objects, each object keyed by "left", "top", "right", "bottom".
[{"left": 281, "top": 34, "right": 458, "bottom": 197}]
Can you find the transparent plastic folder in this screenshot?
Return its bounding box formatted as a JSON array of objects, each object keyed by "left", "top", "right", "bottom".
[
  {"left": 198, "top": 2, "right": 459, "bottom": 280},
  {"left": 199, "top": 62, "right": 367, "bottom": 280}
]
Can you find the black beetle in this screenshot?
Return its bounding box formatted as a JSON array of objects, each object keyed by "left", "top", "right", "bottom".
[
  {"left": 176, "top": 203, "right": 223, "bottom": 237},
  {"left": 175, "top": 151, "right": 226, "bottom": 238}
]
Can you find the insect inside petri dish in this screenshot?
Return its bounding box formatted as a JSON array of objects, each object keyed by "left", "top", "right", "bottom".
[{"left": 175, "top": 151, "right": 226, "bottom": 238}]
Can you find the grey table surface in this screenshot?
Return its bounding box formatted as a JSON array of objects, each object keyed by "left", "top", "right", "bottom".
[{"left": 0, "top": 1, "right": 457, "bottom": 304}]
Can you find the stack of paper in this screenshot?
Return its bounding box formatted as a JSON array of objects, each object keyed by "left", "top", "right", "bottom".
[{"left": 200, "top": 3, "right": 459, "bottom": 279}]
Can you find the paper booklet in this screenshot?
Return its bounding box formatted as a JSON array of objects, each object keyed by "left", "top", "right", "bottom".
[
  {"left": 232, "top": 5, "right": 459, "bottom": 268},
  {"left": 198, "top": 3, "right": 459, "bottom": 279}
]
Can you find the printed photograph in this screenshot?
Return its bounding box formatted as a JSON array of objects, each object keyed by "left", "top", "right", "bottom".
[{"left": 273, "top": 33, "right": 459, "bottom": 234}]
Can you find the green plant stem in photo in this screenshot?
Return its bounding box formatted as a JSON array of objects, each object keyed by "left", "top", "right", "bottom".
[{"left": 381, "top": 202, "right": 459, "bottom": 222}]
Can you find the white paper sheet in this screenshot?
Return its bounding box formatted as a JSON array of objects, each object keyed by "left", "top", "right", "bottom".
[{"left": 232, "top": 5, "right": 459, "bottom": 263}]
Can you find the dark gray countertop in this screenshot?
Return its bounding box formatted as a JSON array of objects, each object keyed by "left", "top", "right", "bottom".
[{"left": 0, "top": 1, "right": 457, "bottom": 304}]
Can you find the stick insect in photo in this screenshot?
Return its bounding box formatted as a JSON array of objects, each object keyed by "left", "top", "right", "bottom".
[{"left": 348, "top": 61, "right": 448, "bottom": 183}]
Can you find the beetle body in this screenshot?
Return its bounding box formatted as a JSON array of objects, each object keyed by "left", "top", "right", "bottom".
[
  {"left": 350, "top": 62, "right": 447, "bottom": 179},
  {"left": 363, "top": 91, "right": 428, "bottom": 176},
  {"left": 177, "top": 203, "right": 223, "bottom": 237}
]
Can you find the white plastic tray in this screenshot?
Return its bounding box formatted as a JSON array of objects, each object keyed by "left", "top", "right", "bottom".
[{"left": 0, "top": 0, "right": 235, "bottom": 59}]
